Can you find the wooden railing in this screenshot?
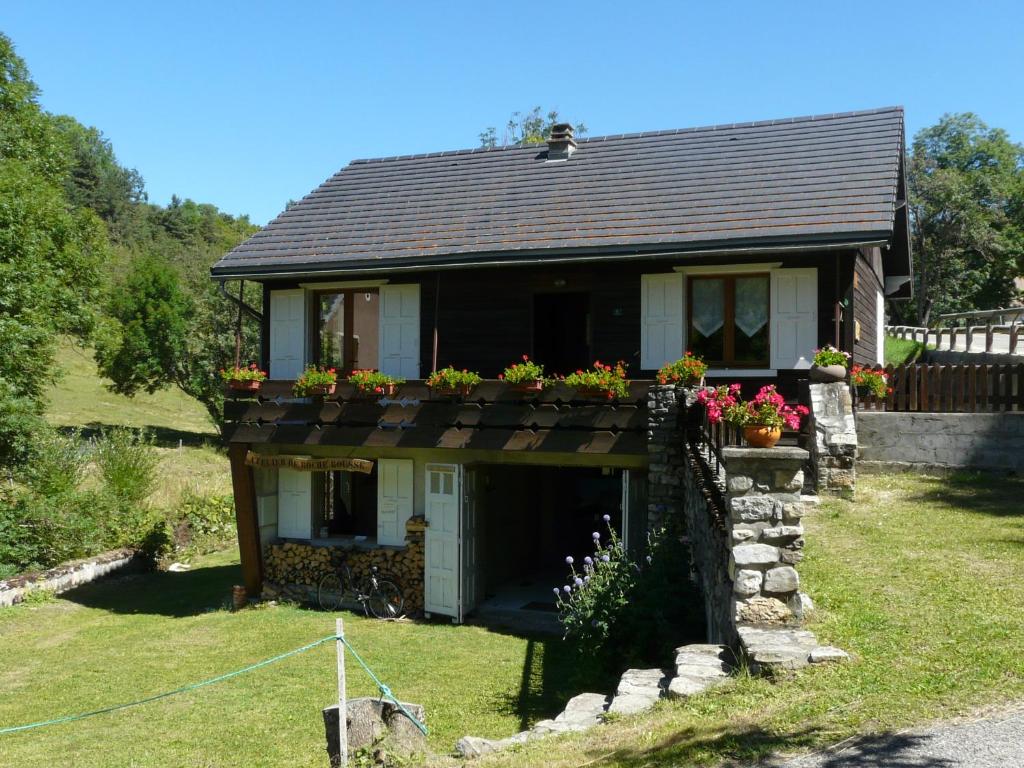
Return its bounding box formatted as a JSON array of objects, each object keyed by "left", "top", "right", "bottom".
[{"left": 855, "top": 363, "right": 1024, "bottom": 412}]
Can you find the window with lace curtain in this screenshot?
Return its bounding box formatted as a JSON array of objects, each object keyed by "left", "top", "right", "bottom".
[{"left": 688, "top": 274, "right": 770, "bottom": 366}]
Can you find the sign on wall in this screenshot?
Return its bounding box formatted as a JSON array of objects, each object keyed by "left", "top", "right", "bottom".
[{"left": 244, "top": 452, "right": 373, "bottom": 474}]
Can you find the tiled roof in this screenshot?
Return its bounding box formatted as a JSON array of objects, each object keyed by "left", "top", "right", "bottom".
[{"left": 211, "top": 107, "right": 907, "bottom": 277}]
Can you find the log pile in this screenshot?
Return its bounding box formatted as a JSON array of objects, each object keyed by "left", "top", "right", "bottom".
[{"left": 263, "top": 518, "right": 426, "bottom": 615}]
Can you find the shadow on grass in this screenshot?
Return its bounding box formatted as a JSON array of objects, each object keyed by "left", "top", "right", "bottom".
[
  {"left": 62, "top": 563, "right": 241, "bottom": 617},
  {"left": 906, "top": 472, "right": 1024, "bottom": 520},
  {"left": 59, "top": 423, "right": 221, "bottom": 449}
]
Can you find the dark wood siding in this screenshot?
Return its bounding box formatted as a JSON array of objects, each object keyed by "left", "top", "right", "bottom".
[
  {"left": 260, "top": 250, "right": 859, "bottom": 378},
  {"left": 851, "top": 248, "right": 884, "bottom": 366}
]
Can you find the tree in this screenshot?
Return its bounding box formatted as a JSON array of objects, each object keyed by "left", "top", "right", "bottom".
[
  {"left": 907, "top": 113, "right": 1024, "bottom": 324},
  {"left": 479, "top": 107, "right": 587, "bottom": 148},
  {"left": 0, "top": 33, "right": 107, "bottom": 466}
]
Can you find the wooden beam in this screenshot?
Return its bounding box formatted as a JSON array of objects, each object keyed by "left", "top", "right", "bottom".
[{"left": 228, "top": 443, "right": 263, "bottom": 596}]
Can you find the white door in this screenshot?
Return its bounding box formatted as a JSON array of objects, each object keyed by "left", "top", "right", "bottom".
[
  {"left": 377, "top": 459, "right": 414, "bottom": 547},
  {"left": 269, "top": 289, "right": 306, "bottom": 380},
  {"left": 424, "top": 463, "right": 460, "bottom": 619},
  {"left": 379, "top": 284, "right": 420, "bottom": 379},
  {"left": 770, "top": 269, "right": 818, "bottom": 370},
  {"left": 460, "top": 467, "right": 482, "bottom": 620},
  {"left": 640, "top": 273, "right": 684, "bottom": 370},
  {"left": 277, "top": 467, "right": 312, "bottom": 539}
]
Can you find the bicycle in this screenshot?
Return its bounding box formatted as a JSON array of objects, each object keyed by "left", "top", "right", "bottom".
[{"left": 317, "top": 557, "right": 405, "bottom": 619}]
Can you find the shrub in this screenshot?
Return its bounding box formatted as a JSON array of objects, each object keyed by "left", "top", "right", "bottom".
[
  {"left": 93, "top": 427, "right": 158, "bottom": 506},
  {"left": 851, "top": 364, "right": 890, "bottom": 398},
  {"left": 0, "top": 381, "right": 48, "bottom": 469},
  {"left": 22, "top": 429, "right": 88, "bottom": 496},
  {"left": 169, "top": 491, "right": 235, "bottom": 556},
  {"left": 555, "top": 516, "right": 704, "bottom": 677}
]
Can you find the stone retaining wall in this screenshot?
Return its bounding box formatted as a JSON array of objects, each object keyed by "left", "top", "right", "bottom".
[
  {"left": 857, "top": 412, "right": 1024, "bottom": 473},
  {"left": 808, "top": 382, "right": 857, "bottom": 498},
  {"left": 0, "top": 549, "right": 141, "bottom": 607}
]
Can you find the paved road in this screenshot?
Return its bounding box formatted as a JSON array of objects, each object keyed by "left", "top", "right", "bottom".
[{"left": 769, "top": 706, "right": 1024, "bottom": 768}]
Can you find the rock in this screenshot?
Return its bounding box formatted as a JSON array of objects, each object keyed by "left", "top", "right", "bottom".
[
  {"left": 731, "top": 544, "right": 780, "bottom": 567},
  {"left": 666, "top": 644, "right": 731, "bottom": 698},
  {"left": 733, "top": 569, "right": 763, "bottom": 597},
  {"left": 731, "top": 527, "right": 757, "bottom": 544},
  {"left": 790, "top": 591, "right": 814, "bottom": 618},
  {"left": 551, "top": 693, "right": 609, "bottom": 730},
  {"left": 726, "top": 474, "right": 753, "bottom": 493},
  {"left": 737, "top": 626, "right": 818, "bottom": 675},
  {"left": 734, "top": 596, "right": 793, "bottom": 624},
  {"left": 456, "top": 735, "right": 499, "bottom": 758},
  {"left": 773, "top": 469, "right": 804, "bottom": 492},
  {"left": 763, "top": 566, "right": 800, "bottom": 593},
  {"left": 760, "top": 525, "right": 804, "bottom": 542},
  {"left": 729, "top": 496, "right": 778, "bottom": 523},
  {"left": 809, "top": 645, "right": 850, "bottom": 664},
  {"left": 324, "top": 698, "right": 426, "bottom": 764},
  {"left": 607, "top": 668, "right": 668, "bottom": 715}
]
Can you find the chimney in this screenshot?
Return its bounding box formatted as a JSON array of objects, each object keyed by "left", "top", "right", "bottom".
[{"left": 546, "top": 123, "right": 577, "bottom": 161}]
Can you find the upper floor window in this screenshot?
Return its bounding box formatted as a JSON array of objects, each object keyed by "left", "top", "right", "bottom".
[
  {"left": 316, "top": 289, "right": 380, "bottom": 373},
  {"left": 688, "top": 274, "right": 769, "bottom": 367}
]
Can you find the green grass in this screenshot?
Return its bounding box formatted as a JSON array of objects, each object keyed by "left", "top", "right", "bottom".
[
  {"left": 454, "top": 472, "right": 1024, "bottom": 768},
  {"left": 0, "top": 549, "right": 581, "bottom": 767},
  {"left": 884, "top": 334, "right": 929, "bottom": 366},
  {"left": 45, "top": 338, "right": 231, "bottom": 508}
]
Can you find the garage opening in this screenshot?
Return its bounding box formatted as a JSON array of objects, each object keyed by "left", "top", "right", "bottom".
[{"left": 471, "top": 465, "right": 644, "bottom": 631}]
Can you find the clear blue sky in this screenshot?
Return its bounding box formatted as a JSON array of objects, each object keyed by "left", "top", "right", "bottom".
[{"left": 5, "top": 1, "right": 1023, "bottom": 225}]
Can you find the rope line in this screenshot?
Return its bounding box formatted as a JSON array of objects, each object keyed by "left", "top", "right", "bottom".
[
  {"left": 0, "top": 632, "right": 426, "bottom": 737},
  {"left": 338, "top": 636, "right": 428, "bottom": 735}
]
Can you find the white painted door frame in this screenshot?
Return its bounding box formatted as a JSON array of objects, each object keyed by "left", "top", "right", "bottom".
[{"left": 424, "top": 463, "right": 461, "bottom": 620}]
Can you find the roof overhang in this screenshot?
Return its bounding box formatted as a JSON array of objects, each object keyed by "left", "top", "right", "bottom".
[{"left": 210, "top": 233, "right": 889, "bottom": 282}]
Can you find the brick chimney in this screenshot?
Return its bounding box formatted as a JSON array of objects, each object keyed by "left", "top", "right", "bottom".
[{"left": 546, "top": 123, "right": 578, "bottom": 161}]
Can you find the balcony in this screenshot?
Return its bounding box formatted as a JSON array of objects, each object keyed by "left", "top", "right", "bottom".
[{"left": 223, "top": 379, "right": 654, "bottom": 457}]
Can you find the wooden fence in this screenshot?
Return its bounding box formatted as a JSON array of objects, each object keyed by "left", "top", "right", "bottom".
[{"left": 855, "top": 363, "right": 1024, "bottom": 412}]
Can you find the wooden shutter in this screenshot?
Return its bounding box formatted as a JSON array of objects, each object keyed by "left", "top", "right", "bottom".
[
  {"left": 379, "top": 284, "right": 420, "bottom": 379},
  {"left": 268, "top": 289, "right": 306, "bottom": 380},
  {"left": 377, "top": 459, "right": 414, "bottom": 547},
  {"left": 640, "top": 273, "right": 683, "bottom": 370},
  {"left": 277, "top": 467, "right": 312, "bottom": 539},
  {"left": 770, "top": 269, "right": 818, "bottom": 369}
]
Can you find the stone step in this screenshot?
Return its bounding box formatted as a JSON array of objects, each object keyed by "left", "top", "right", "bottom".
[
  {"left": 666, "top": 644, "right": 732, "bottom": 698},
  {"left": 607, "top": 668, "right": 670, "bottom": 715}
]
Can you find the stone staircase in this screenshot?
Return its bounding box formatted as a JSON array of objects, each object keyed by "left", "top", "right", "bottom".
[{"left": 456, "top": 644, "right": 732, "bottom": 759}]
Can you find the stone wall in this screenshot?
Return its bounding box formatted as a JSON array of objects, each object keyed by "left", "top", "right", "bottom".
[
  {"left": 858, "top": 412, "right": 1024, "bottom": 473},
  {"left": 0, "top": 549, "right": 142, "bottom": 607},
  {"left": 647, "top": 384, "right": 685, "bottom": 531},
  {"left": 723, "top": 447, "right": 815, "bottom": 628},
  {"left": 262, "top": 519, "right": 426, "bottom": 614},
  {"left": 807, "top": 382, "right": 857, "bottom": 498}
]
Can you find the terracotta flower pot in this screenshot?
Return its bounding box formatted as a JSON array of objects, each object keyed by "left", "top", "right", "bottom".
[
  {"left": 575, "top": 386, "right": 613, "bottom": 399},
  {"left": 511, "top": 380, "right": 545, "bottom": 393},
  {"left": 305, "top": 383, "right": 336, "bottom": 396},
  {"left": 432, "top": 384, "right": 474, "bottom": 397},
  {"left": 226, "top": 379, "right": 262, "bottom": 393},
  {"left": 743, "top": 425, "right": 782, "bottom": 448},
  {"left": 809, "top": 364, "right": 847, "bottom": 383}
]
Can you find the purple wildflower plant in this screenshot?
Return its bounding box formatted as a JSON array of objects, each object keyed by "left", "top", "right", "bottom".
[
  {"left": 574, "top": 577, "right": 584, "bottom": 587},
  {"left": 584, "top": 556, "right": 593, "bottom": 566},
  {"left": 565, "top": 556, "right": 574, "bottom": 565},
  {"left": 602, "top": 514, "right": 611, "bottom": 522}
]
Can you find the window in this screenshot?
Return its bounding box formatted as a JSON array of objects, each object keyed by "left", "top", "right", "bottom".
[
  {"left": 318, "top": 467, "right": 378, "bottom": 538},
  {"left": 688, "top": 274, "right": 770, "bottom": 367},
  {"left": 315, "top": 289, "right": 380, "bottom": 373}
]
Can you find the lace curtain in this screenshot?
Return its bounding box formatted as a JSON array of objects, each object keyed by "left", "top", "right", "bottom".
[
  {"left": 691, "top": 279, "right": 724, "bottom": 338},
  {"left": 734, "top": 277, "right": 769, "bottom": 338}
]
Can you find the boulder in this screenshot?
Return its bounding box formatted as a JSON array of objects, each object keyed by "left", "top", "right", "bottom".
[
  {"left": 607, "top": 668, "right": 668, "bottom": 715},
  {"left": 734, "top": 595, "right": 793, "bottom": 624},
  {"left": 731, "top": 544, "right": 780, "bottom": 567},
  {"left": 763, "top": 566, "right": 800, "bottom": 593},
  {"left": 733, "top": 569, "right": 763, "bottom": 597}
]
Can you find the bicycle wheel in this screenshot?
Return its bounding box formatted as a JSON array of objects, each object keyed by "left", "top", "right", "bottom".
[
  {"left": 317, "top": 573, "right": 345, "bottom": 612},
  {"left": 365, "top": 579, "right": 404, "bottom": 619}
]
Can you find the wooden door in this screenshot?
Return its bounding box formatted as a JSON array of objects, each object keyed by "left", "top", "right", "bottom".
[{"left": 424, "top": 463, "right": 460, "bottom": 618}]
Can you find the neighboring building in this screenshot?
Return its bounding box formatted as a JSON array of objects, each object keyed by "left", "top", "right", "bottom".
[{"left": 211, "top": 107, "right": 912, "bottom": 619}]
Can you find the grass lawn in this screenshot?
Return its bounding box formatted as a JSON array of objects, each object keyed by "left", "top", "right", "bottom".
[
  {"left": 0, "top": 549, "right": 581, "bottom": 768},
  {"left": 884, "top": 334, "right": 930, "bottom": 366},
  {"left": 45, "top": 337, "right": 231, "bottom": 507},
  {"left": 454, "top": 472, "right": 1024, "bottom": 768}
]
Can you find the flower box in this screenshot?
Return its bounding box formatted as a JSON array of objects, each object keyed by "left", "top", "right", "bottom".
[
  {"left": 226, "top": 379, "right": 262, "bottom": 393},
  {"left": 511, "top": 380, "right": 545, "bottom": 394},
  {"left": 574, "top": 387, "right": 618, "bottom": 400},
  {"left": 353, "top": 382, "right": 397, "bottom": 398},
  {"left": 431, "top": 384, "right": 475, "bottom": 397},
  {"left": 305, "top": 383, "right": 336, "bottom": 396}
]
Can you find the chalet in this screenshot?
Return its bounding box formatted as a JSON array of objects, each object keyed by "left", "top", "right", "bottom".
[{"left": 211, "top": 107, "right": 911, "bottom": 621}]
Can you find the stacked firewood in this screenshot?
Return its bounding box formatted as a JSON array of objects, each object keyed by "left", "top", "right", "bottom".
[{"left": 263, "top": 517, "right": 426, "bottom": 614}]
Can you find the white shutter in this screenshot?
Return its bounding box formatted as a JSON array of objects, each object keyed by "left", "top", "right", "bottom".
[
  {"left": 277, "top": 467, "right": 312, "bottom": 539},
  {"left": 770, "top": 269, "right": 818, "bottom": 369},
  {"left": 377, "top": 459, "right": 414, "bottom": 547},
  {"left": 269, "top": 289, "right": 306, "bottom": 380},
  {"left": 640, "top": 273, "right": 683, "bottom": 370},
  {"left": 379, "top": 284, "right": 420, "bottom": 379}
]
